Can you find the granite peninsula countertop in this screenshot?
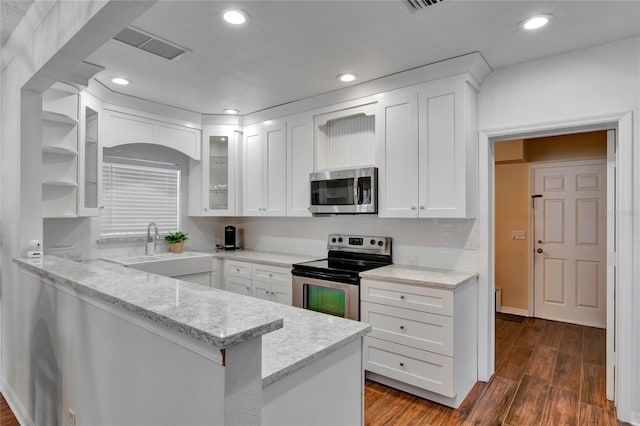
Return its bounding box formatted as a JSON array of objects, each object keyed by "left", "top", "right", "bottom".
[
  {"left": 14, "top": 255, "right": 370, "bottom": 387},
  {"left": 360, "top": 264, "right": 478, "bottom": 289}
]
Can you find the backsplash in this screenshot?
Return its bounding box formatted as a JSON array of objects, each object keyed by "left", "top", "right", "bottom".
[{"left": 43, "top": 214, "right": 478, "bottom": 271}]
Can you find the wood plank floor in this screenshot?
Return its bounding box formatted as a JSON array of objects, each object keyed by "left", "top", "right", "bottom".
[
  {"left": 1, "top": 393, "right": 20, "bottom": 426},
  {"left": 365, "top": 316, "right": 627, "bottom": 425}
]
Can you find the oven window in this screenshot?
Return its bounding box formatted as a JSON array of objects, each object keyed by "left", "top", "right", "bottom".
[
  {"left": 311, "top": 178, "right": 354, "bottom": 205},
  {"left": 305, "top": 284, "right": 346, "bottom": 317}
]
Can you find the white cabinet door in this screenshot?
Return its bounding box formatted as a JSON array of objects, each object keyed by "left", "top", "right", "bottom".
[
  {"left": 271, "top": 283, "right": 292, "bottom": 306},
  {"left": 243, "top": 124, "right": 265, "bottom": 216},
  {"left": 264, "top": 121, "right": 287, "bottom": 216},
  {"left": 226, "top": 276, "right": 252, "bottom": 296},
  {"left": 418, "top": 78, "right": 474, "bottom": 218},
  {"left": 189, "top": 125, "right": 238, "bottom": 216},
  {"left": 252, "top": 281, "right": 272, "bottom": 301},
  {"left": 286, "top": 114, "right": 313, "bottom": 217},
  {"left": 78, "top": 92, "right": 103, "bottom": 217},
  {"left": 376, "top": 89, "right": 419, "bottom": 218}
]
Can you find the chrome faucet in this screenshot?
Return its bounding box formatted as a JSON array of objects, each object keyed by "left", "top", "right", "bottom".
[{"left": 146, "top": 222, "right": 159, "bottom": 255}]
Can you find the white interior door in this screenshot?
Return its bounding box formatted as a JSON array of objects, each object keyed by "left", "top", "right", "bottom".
[{"left": 533, "top": 160, "right": 606, "bottom": 328}]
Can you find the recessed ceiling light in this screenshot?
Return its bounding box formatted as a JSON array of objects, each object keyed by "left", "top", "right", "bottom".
[
  {"left": 337, "top": 73, "right": 358, "bottom": 83},
  {"left": 224, "top": 108, "right": 240, "bottom": 115},
  {"left": 522, "top": 14, "right": 552, "bottom": 30},
  {"left": 223, "top": 9, "right": 249, "bottom": 25},
  {"left": 112, "top": 77, "right": 130, "bottom": 85}
]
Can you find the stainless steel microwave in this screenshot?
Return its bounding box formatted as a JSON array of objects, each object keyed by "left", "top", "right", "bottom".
[{"left": 309, "top": 167, "right": 377, "bottom": 214}]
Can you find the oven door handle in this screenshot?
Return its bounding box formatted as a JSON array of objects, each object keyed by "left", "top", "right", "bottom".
[{"left": 292, "top": 269, "right": 358, "bottom": 284}]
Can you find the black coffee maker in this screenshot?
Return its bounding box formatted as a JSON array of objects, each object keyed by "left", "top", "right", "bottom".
[{"left": 224, "top": 225, "right": 240, "bottom": 250}]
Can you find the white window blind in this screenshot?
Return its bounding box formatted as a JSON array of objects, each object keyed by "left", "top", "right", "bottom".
[{"left": 100, "top": 162, "right": 180, "bottom": 237}]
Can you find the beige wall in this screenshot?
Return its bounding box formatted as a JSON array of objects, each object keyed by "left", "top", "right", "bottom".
[{"left": 495, "top": 131, "right": 607, "bottom": 312}]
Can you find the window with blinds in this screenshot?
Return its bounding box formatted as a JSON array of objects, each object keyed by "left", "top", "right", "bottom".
[{"left": 100, "top": 162, "right": 180, "bottom": 237}]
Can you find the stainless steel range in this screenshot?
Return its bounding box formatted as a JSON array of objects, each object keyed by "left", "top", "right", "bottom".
[{"left": 292, "top": 234, "right": 392, "bottom": 320}]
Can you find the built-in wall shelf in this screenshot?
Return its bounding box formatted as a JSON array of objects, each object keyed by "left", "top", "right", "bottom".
[
  {"left": 42, "top": 83, "right": 80, "bottom": 219},
  {"left": 42, "top": 146, "right": 79, "bottom": 156},
  {"left": 43, "top": 180, "right": 79, "bottom": 187},
  {"left": 43, "top": 214, "right": 79, "bottom": 219},
  {"left": 42, "top": 111, "right": 78, "bottom": 126}
]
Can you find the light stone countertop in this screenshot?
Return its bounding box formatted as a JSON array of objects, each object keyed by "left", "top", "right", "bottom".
[
  {"left": 14, "top": 255, "right": 370, "bottom": 387},
  {"left": 194, "top": 249, "right": 320, "bottom": 268},
  {"left": 360, "top": 264, "right": 478, "bottom": 289}
]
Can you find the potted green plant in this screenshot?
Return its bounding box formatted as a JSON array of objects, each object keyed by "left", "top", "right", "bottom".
[{"left": 165, "top": 231, "right": 189, "bottom": 253}]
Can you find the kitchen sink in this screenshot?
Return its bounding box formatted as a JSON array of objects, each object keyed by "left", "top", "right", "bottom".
[{"left": 102, "top": 252, "right": 215, "bottom": 277}]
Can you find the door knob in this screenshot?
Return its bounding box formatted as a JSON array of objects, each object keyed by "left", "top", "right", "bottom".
[{"left": 537, "top": 248, "right": 543, "bottom": 254}]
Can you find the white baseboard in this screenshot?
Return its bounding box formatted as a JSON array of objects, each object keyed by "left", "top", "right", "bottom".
[
  {"left": 0, "top": 376, "right": 34, "bottom": 426},
  {"left": 498, "top": 306, "right": 529, "bottom": 317}
]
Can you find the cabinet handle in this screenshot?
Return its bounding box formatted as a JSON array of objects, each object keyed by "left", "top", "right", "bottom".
[
  {"left": 410, "top": 206, "right": 417, "bottom": 210},
  {"left": 400, "top": 295, "right": 405, "bottom": 300},
  {"left": 204, "top": 208, "right": 208, "bottom": 211},
  {"left": 399, "top": 325, "right": 405, "bottom": 330},
  {"left": 246, "top": 286, "right": 250, "bottom": 290},
  {"left": 399, "top": 362, "right": 405, "bottom": 367},
  {"left": 268, "top": 273, "right": 273, "bottom": 278},
  {"left": 420, "top": 206, "right": 425, "bottom": 210}
]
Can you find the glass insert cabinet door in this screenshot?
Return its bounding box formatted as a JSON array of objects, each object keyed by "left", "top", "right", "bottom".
[
  {"left": 209, "top": 136, "right": 229, "bottom": 211},
  {"left": 78, "top": 93, "right": 102, "bottom": 216}
]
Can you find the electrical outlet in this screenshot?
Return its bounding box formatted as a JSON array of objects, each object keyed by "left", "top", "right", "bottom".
[
  {"left": 68, "top": 409, "right": 76, "bottom": 426},
  {"left": 511, "top": 231, "right": 526, "bottom": 240}
]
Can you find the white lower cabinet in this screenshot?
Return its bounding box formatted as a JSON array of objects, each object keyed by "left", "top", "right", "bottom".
[
  {"left": 223, "top": 260, "right": 292, "bottom": 305},
  {"left": 226, "top": 276, "right": 253, "bottom": 296},
  {"left": 361, "top": 278, "right": 477, "bottom": 408}
]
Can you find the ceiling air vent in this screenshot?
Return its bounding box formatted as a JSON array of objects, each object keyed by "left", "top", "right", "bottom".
[
  {"left": 404, "top": 0, "right": 444, "bottom": 12},
  {"left": 113, "top": 27, "right": 189, "bottom": 61}
]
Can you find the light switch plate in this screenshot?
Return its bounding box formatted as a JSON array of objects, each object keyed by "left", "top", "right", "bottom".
[{"left": 511, "top": 230, "right": 526, "bottom": 240}]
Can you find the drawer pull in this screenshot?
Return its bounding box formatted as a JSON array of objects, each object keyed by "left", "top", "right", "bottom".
[
  {"left": 235, "top": 268, "right": 240, "bottom": 272},
  {"left": 246, "top": 286, "right": 250, "bottom": 290},
  {"left": 268, "top": 273, "right": 273, "bottom": 278},
  {"left": 400, "top": 295, "right": 405, "bottom": 300},
  {"left": 399, "top": 362, "right": 405, "bottom": 367},
  {"left": 399, "top": 325, "right": 405, "bottom": 330}
]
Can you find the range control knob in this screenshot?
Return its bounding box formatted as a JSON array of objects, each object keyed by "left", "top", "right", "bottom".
[
  {"left": 338, "top": 237, "right": 343, "bottom": 243},
  {"left": 331, "top": 237, "right": 337, "bottom": 243},
  {"left": 370, "top": 239, "right": 376, "bottom": 245},
  {"left": 377, "top": 240, "right": 384, "bottom": 247}
]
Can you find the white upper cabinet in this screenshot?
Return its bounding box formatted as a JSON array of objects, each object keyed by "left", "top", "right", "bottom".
[
  {"left": 77, "top": 92, "right": 103, "bottom": 217},
  {"left": 242, "top": 120, "right": 287, "bottom": 216},
  {"left": 286, "top": 113, "right": 313, "bottom": 217},
  {"left": 188, "top": 125, "right": 239, "bottom": 216},
  {"left": 377, "top": 75, "right": 478, "bottom": 218},
  {"left": 104, "top": 109, "right": 201, "bottom": 160},
  {"left": 376, "top": 89, "right": 419, "bottom": 218}
]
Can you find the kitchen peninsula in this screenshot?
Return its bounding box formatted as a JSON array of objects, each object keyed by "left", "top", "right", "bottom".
[{"left": 14, "top": 255, "right": 370, "bottom": 426}]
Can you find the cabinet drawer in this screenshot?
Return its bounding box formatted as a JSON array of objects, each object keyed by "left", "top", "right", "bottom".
[
  {"left": 224, "top": 260, "right": 252, "bottom": 278},
  {"left": 361, "top": 302, "right": 453, "bottom": 357},
  {"left": 226, "top": 276, "right": 252, "bottom": 296},
  {"left": 361, "top": 279, "right": 453, "bottom": 316},
  {"left": 364, "top": 336, "right": 454, "bottom": 398},
  {"left": 252, "top": 264, "right": 290, "bottom": 284}
]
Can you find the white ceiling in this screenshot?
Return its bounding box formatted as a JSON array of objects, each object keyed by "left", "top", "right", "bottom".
[{"left": 86, "top": 0, "right": 640, "bottom": 116}]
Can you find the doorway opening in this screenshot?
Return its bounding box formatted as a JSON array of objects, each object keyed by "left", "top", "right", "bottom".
[{"left": 492, "top": 129, "right": 616, "bottom": 408}]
